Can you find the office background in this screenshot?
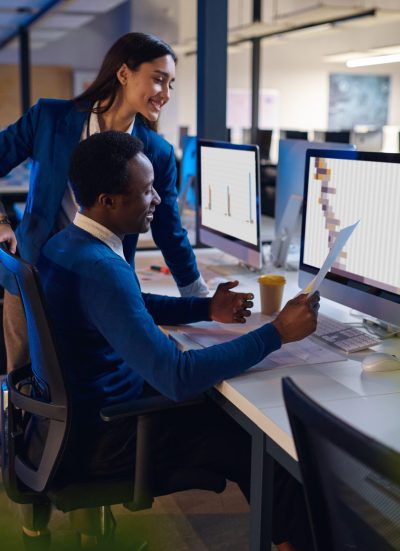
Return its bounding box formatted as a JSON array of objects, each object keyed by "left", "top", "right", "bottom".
[
  {"left": 1, "top": 2, "right": 400, "bottom": 550},
  {"left": 1, "top": 1, "right": 400, "bottom": 151}
]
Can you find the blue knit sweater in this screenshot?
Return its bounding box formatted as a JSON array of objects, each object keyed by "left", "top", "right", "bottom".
[{"left": 38, "top": 225, "right": 281, "bottom": 423}]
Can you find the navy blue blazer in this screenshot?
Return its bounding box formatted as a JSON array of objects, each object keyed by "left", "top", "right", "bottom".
[{"left": 0, "top": 99, "right": 199, "bottom": 290}]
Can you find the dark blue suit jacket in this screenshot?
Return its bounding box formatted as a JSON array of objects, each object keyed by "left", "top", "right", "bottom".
[{"left": 0, "top": 99, "right": 199, "bottom": 290}]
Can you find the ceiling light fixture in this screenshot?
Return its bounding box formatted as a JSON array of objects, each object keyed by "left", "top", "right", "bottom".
[{"left": 347, "top": 53, "right": 400, "bottom": 67}]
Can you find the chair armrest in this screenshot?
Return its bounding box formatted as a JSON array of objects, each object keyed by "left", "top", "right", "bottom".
[
  {"left": 7, "top": 365, "right": 67, "bottom": 421},
  {"left": 100, "top": 394, "right": 204, "bottom": 422},
  {"left": 100, "top": 393, "right": 205, "bottom": 511}
]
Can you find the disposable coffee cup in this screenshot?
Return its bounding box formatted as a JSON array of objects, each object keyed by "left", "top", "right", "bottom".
[{"left": 258, "top": 274, "right": 286, "bottom": 315}]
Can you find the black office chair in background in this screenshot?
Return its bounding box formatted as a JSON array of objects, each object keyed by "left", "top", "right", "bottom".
[
  {"left": 0, "top": 246, "right": 226, "bottom": 549},
  {"left": 282, "top": 376, "right": 400, "bottom": 551}
]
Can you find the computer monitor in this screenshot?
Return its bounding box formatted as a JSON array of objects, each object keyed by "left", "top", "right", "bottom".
[
  {"left": 178, "top": 126, "right": 189, "bottom": 149},
  {"left": 299, "top": 149, "right": 400, "bottom": 326},
  {"left": 275, "top": 139, "right": 356, "bottom": 233},
  {"left": 281, "top": 130, "right": 308, "bottom": 141},
  {"left": 352, "top": 128, "right": 383, "bottom": 152},
  {"left": 242, "top": 128, "right": 272, "bottom": 160},
  {"left": 178, "top": 136, "right": 197, "bottom": 212},
  {"left": 324, "top": 130, "right": 351, "bottom": 144},
  {"left": 198, "top": 140, "right": 262, "bottom": 270}
]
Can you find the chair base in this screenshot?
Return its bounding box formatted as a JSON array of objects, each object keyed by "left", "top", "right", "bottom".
[{"left": 22, "top": 530, "right": 51, "bottom": 550}]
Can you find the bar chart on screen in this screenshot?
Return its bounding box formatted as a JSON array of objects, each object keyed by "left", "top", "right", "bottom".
[{"left": 201, "top": 147, "right": 258, "bottom": 245}]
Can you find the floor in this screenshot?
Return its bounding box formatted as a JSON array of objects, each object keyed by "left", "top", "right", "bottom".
[{"left": 0, "top": 478, "right": 279, "bottom": 550}]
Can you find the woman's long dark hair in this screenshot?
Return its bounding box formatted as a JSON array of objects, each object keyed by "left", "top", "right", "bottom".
[{"left": 74, "top": 32, "right": 177, "bottom": 132}]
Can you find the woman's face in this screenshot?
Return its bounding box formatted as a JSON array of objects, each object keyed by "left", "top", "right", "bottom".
[{"left": 118, "top": 54, "right": 176, "bottom": 121}]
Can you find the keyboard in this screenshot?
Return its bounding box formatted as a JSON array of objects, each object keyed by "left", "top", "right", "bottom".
[{"left": 315, "top": 314, "right": 381, "bottom": 353}]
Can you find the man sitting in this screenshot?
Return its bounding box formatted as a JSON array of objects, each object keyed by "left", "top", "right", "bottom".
[{"left": 37, "top": 131, "right": 318, "bottom": 551}]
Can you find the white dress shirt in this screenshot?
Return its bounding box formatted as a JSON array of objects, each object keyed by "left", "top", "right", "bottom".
[{"left": 73, "top": 212, "right": 126, "bottom": 262}]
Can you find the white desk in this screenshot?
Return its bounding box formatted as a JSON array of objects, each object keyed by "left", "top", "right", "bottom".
[
  {"left": 0, "top": 178, "right": 29, "bottom": 196},
  {"left": 135, "top": 248, "right": 400, "bottom": 550},
  {"left": 0, "top": 167, "right": 29, "bottom": 196}
]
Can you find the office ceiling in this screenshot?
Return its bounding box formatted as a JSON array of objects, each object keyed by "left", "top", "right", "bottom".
[
  {"left": 174, "top": 1, "right": 400, "bottom": 55},
  {"left": 0, "top": 0, "right": 127, "bottom": 49},
  {"left": 1, "top": 0, "right": 400, "bottom": 61}
]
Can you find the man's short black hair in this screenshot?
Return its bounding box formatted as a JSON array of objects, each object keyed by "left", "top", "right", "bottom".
[{"left": 69, "top": 131, "right": 144, "bottom": 208}]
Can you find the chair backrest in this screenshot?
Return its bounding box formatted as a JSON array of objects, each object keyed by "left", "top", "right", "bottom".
[
  {"left": 282, "top": 377, "right": 400, "bottom": 551},
  {"left": 0, "top": 246, "right": 69, "bottom": 495}
]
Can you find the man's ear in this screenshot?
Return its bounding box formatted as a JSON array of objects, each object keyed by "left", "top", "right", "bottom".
[
  {"left": 116, "top": 63, "right": 129, "bottom": 86},
  {"left": 98, "top": 194, "right": 115, "bottom": 208}
]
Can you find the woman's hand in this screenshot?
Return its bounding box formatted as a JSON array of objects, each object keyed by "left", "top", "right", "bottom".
[
  {"left": 0, "top": 223, "right": 17, "bottom": 254},
  {"left": 209, "top": 281, "right": 254, "bottom": 324}
]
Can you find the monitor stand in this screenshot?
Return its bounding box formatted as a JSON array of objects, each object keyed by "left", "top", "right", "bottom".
[
  {"left": 270, "top": 194, "right": 302, "bottom": 269},
  {"left": 361, "top": 317, "right": 400, "bottom": 339}
]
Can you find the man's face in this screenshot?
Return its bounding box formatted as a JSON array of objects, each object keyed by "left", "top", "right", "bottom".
[{"left": 112, "top": 153, "right": 160, "bottom": 235}]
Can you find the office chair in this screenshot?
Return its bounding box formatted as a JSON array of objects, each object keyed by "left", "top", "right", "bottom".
[
  {"left": 282, "top": 377, "right": 400, "bottom": 551},
  {"left": 0, "top": 246, "right": 226, "bottom": 547}
]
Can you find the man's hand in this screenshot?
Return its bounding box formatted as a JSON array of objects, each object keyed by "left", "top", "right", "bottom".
[
  {"left": 209, "top": 281, "right": 254, "bottom": 324},
  {"left": 272, "top": 292, "right": 320, "bottom": 344},
  {"left": 0, "top": 223, "right": 17, "bottom": 254}
]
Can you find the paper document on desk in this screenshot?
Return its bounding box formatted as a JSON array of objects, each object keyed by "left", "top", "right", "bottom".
[
  {"left": 177, "top": 323, "right": 239, "bottom": 347},
  {"left": 250, "top": 338, "right": 343, "bottom": 370},
  {"left": 302, "top": 220, "right": 359, "bottom": 295},
  {"left": 174, "top": 324, "right": 344, "bottom": 370}
]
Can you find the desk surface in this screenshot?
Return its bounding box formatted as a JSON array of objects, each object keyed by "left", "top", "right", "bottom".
[
  {"left": 136, "top": 248, "right": 400, "bottom": 460},
  {"left": 0, "top": 166, "right": 29, "bottom": 195}
]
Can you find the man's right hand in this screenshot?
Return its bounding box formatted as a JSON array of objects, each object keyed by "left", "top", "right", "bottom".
[
  {"left": 0, "top": 223, "right": 17, "bottom": 254},
  {"left": 272, "top": 292, "right": 320, "bottom": 344}
]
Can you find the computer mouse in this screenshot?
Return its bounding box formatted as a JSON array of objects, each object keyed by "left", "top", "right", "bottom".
[
  {"left": 207, "top": 277, "right": 228, "bottom": 290},
  {"left": 361, "top": 353, "right": 400, "bottom": 373}
]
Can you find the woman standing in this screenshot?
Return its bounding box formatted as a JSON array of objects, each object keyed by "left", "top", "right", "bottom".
[{"left": 0, "top": 32, "right": 207, "bottom": 371}]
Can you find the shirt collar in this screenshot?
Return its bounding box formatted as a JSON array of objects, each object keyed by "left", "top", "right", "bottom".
[
  {"left": 88, "top": 102, "right": 135, "bottom": 136},
  {"left": 73, "top": 212, "right": 126, "bottom": 261}
]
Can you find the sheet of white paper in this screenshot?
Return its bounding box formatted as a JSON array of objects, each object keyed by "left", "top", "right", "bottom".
[
  {"left": 180, "top": 327, "right": 239, "bottom": 347},
  {"left": 249, "top": 338, "right": 344, "bottom": 371},
  {"left": 302, "top": 220, "right": 359, "bottom": 295},
  {"left": 173, "top": 326, "right": 344, "bottom": 370}
]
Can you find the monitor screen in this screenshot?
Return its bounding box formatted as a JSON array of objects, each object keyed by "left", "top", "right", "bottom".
[
  {"left": 275, "top": 139, "right": 356, "bottom": 234},
  {"left": 299, "top": 149, "right": 400, "bottom": 325},
  {"left": 179, "top": 136, "right": 197, "bottom": 211},
  {"left": 178, "top": 126, "right": 189, "bottom": 149},
  {"left": 352, "top": 128, "right": 383, "bottom": 152},
  {"left": 324, "top": 130, "right": 351, "bottom": 144},
  {"left": 281, "top": 130, "right": 308, "bottom": 141},
  {"left": 198, "top": 140, "right": 262, "bottom": 269},
  {"left": 242, "top": 128, "right": 272, "bottom": 160}
]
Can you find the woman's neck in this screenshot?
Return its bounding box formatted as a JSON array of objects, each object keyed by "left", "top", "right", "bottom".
[{"left": 98, "top": 95, "right": 136, "bottom": 133}]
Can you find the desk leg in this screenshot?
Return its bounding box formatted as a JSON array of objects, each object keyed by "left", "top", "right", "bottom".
[
  {"left": 250, "top": 429, "right": 274, "bottom": 551},
  {"left": 207, "top": 390, "right": 274, "bottom": 551}
]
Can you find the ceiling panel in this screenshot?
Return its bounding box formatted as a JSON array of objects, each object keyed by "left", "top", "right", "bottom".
[
  {"left": 30, "top": 27, "right": 67, "bottom": 40},
  {"left": 0, "top": 0, "right": 128, "bottom": 50},
  {"left": 35, "top": 12, "right": 94, "bottom": 29},
  {"left": 0, "top": 0, "right": 48, "bottom": 7},
  {"left": 59, "top": 0, "right": 127, "bottom": 14},
  {"left": 0, "top": 12, "right": 29, "bottom": 27}
]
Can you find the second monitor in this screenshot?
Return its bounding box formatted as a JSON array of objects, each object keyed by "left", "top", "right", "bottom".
[
  {"left": 198, "top": 140, "right": 262, "bottom": 270},
  {"left": 299, "top": 149, "right": 400, "bottom": 326}
]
